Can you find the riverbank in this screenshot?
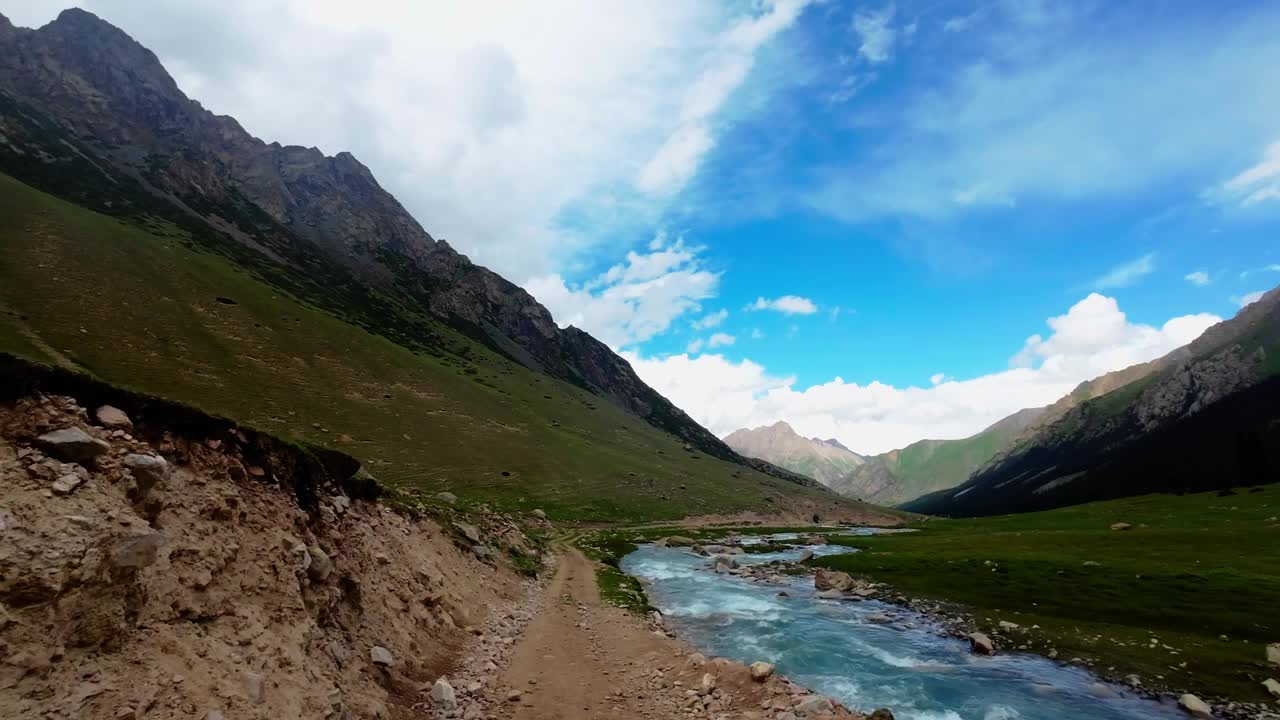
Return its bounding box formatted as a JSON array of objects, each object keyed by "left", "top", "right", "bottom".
[
  {"left": 467, "top": 543, "right": 874, "bottom": 720},
  {"left": 813, "top": 489, "right": 1280, "bottom": 714}
]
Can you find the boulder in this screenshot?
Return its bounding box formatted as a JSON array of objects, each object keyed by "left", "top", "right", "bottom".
[
  {"left": 435, "top": 492, "right": 458, "bottom": 505},
  {"left": 95, "top": 405, "right": 133, "bottom": 430},
  {"left": 307, "top": 545, "right": 333, "bottom": 582},
  {"left": 454, "top": 522, "right": 482, "bottom": 544},
  {"left": 370, "top": 646, "right": 395, "bottom": 667},
  {"left": 699, "top": 673, "right": 716, "bottom": 695},
  {"left": 1110, "top": 522, "right": 1133, "bottom": 531},
  {"left": 110, "top": 533, "right": 164, "bottom": 570},
  {"left": 794, "top": 696, "right": 834, "bottom": 716},
  {"left": 797, "top": 549, "right": 814, "bottom": 562},
  {"left": 815, "top": 589, "right": 845, "bottom": 600},
  {"left": 531, "top": 509, "right": 547, "bottom": 519},
  {"left": 998, "top": 620, "right": 1020, "bottom": 630},
  {"left": 710, "top": 555, "right": 738, "bottom": 571},
  {"left": 968, "top": 632, "right": 995, "bottom": 655},
  {"left": 814, "top": 569, "right": 855, "bottom": 592},
  {"left": 123, "top": 454, "right": 168, "bottom": 496},
  {"left": 749, "top": 662, "right": 774, "bottom": 681},
  {"left": 51, "top": 473, "right": 83, "bottom": 495},
  {"left": 1177, "top": 694, "right": 1211, "bottom": 718},
  {"left": 1268, "top": 643, "right": 1280, "bottom": 666},
  {"left": 36, "top": 427, "right": 110, "bottom": 463},
  {"left": 663, "top": 536, "right": 697, "bottom": 547},
  {"left": 868, "top": 710, "right": 895, "bottom": 720},
  {"left": 431, "top": 678, "right": 457, "bottom": 710},
  {"left": 1263, "top": 678, "right": 1280, "bottom": 699}
]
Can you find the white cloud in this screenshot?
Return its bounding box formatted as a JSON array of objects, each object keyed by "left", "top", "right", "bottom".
[
  {"left": 629, "top": 294, "right": 1221, "bottom": 454},
  {"left": 1234, "top": 290, "right": 1266, "bottom": 307},
  {"left": 635, "top": 0, "right": 811, "bottom": 196},
  {"left": 708, "top": 332, "right": 736, "bottom": 348},
  {"left": 747, "top": 295, "right": 819, "bottom": 314},
  {"left": 750, "top": 328, "right": 765, "bottom": 340},
  {"left": 1218, "top": 140, "right": 1280, "bottom": 207},
  {"left": 1184, "top": 271, "right": 1211, "bottom": 286},
  {"left": 10, "top": 1, "right": 807, "bottom": 282},
  {"left": 1240, "top": 264, "right": 1280, "bottom": 278},
  {"left": 524, "top": 234, "right": 718, "bottom": 349},
  {"left": 805, "top": 5, "right": 1280, "bottom": 221},
  {"left": 692, "top": 308, "right": 729, "bottom": 330},
  {"left": 829, "top": 306, "right": 842, "bottom": 321},
  {"left": 942, "top": 12, "right": 979, "bottom": 33},
  {"left": 686, "top": 338, "right": 705, "bottom": 354},
  {"left": 852, "top": 5, "right": 896, "bottom": 64},
  {"left": 1092, "top": 253, "right": 1156, "bottom": 289}
]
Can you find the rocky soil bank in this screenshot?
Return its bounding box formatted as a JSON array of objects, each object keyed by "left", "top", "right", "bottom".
[{"left": 0, "top": 381, "right": 547, "bottom": 719}]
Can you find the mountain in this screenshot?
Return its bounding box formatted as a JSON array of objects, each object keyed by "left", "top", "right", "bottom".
[
  {"left": 0, "top": 9, "right": 888, "bottom": 522},
  {"left": 832, "top": 408, "right": 1046, "bottom": 505},
  {"left": 906, "top": 288, "right": 1280, "bottom": 516},
  {"left": 723, "top": 422, "right": 865, "bottom": 487}
]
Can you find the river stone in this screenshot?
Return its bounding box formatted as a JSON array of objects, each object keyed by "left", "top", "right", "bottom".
[
  {"left": 1110, "top": 522, "right": 1132, "bottom": 531},
  {"left": 797, "top": 549, "right": 814, "bottom": 562},
  {"left": 1263, "top": 679, "right": 1280, "bottom": 699},
  {"left": 36, "top": 427, "right": 110, "bottom": 463},
  {"left": 815, "top": 589, "right": 845, "bottom": 600},
  {"left": 1177, "top": 694, "right": 1211, "bottom": 718},
  {"left": 95, "top": 405, "right": 133, "bottom": 430},
  {"left": 749, "top": 662, "right": 774, "bottom": 681},
  {"left": 431, "top": 678, "right": 457, "bottom": 709},
  {"left": 968, "top": 632, "right": 995, "bottom": 655},
  {"left": 814, "top": 569, "right": 855, "bottom": 592},
  {"left": 1268, "top": 643, "right": 1280, "bottom": 666},
  {"left": 663, "top": 535, "right": 697, "bottom": 547},
  {"left": 435, "top": 492, "right": 458, "bottom": 505},
  {"left": 370, "top": 646, "right": 395, "bottom": 667}
]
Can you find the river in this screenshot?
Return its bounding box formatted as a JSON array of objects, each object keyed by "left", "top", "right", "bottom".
[{"left": 620, "top": 533, "right": 1185, "bottom": 720}]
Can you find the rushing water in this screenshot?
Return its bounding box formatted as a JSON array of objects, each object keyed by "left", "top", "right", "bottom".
[{"left": 620, "top": 534, "right": 1184, "bottom": 720}]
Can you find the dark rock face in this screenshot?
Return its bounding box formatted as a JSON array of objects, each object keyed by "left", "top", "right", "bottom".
[
  {"left": 908, "top": 287, "right": 1280, "bottom": 517},
  {"left": 0, "top": 9, "right": 782, "bottom": 478}
]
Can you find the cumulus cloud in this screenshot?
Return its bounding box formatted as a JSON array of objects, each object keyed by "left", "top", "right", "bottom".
[
  {"left": 692, "top": 309, "right": 729, "bottom": 329},
  {"left": 629, "top": 294, "right": 1221, "bottom": 454},
  {"left": 708, "top": 332, "right": 736, "bottom": 348},
  {"left": 1092, "top": 253, "right": 1156, "bottom": 289},
  {"left": 746, "top": 295, "right": 819, "bottom": 314},
  {"left": 852, "top": 5, "right": 896, "bottom": 64},
  {"left": 1184, "top": 271, "right": 1211, "bottom": 286},
  {"left": 525, "top": 234, "right": 718, "bottom": 349},
  {"left": 8, "top": 1, "right": 807, "bottom": 281}
]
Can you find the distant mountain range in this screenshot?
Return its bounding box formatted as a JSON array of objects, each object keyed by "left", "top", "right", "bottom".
[
  {"left": 907, "top": 287, "right": 1280, "bottom": 516},
  {"left": 728, "top": 288, "right": 1280, "bottom": 513},
  {"left": 723, "top": 422, "right": 865, "bottom": 487}
]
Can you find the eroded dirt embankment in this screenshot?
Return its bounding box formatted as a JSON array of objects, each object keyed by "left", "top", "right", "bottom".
[{"left": 0, "top": 357, "right": 547, "bottom": 719}]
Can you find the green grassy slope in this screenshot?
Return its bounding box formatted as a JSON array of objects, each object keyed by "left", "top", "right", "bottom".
[
  {"left": 0, "top": 172, "right": 869, "bottom": 522},
  {"left": 817, "top": 487, "right": 1280, "bottom": 702}
]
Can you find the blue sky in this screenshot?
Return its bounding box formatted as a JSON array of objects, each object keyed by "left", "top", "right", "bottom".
[{"left": 8, "top": 0, "right": 1278, "bottom": 452}]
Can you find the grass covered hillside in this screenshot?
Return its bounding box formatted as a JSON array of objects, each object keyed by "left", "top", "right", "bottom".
[
  {"left": 0, "top": 173, "right": 885, "bottom": 523},
  {"left": 816, "top": 487, "right": 1280, "bottom": 702}
]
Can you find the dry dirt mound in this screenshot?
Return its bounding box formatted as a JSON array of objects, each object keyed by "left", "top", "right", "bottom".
[{"left": 0, "top": 388, "right": 544, "bottom": 719}]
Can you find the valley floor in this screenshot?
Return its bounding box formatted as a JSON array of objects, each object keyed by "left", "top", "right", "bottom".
[{"left": 815, "top": 490, "right": 1280, "bottom": 708}]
